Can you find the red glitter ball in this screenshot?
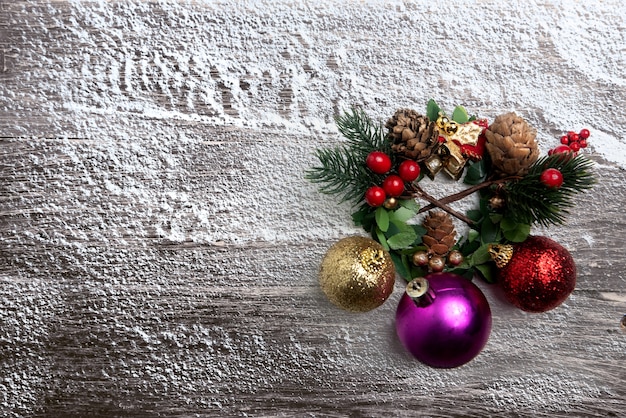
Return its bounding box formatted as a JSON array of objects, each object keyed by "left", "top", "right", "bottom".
[{"left": 497, "top": 236, "right": 576, "bottom": 313}]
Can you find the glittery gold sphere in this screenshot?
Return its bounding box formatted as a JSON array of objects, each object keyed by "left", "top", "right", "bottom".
[{"left": 319, "top": 236, "right": 395, "bottom": 312}]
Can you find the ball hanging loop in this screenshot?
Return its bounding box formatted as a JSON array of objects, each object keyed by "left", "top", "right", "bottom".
[
  {"left": 405, "top": 277, "right": 436, "bottom": 307},
  {"left": 488, "top": 243, "right": 513, "bottom": 268}
]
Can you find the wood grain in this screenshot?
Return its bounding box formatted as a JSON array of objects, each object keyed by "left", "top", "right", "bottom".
[{"left": 1, "top": 1, "right": 625, "bottom": 417}]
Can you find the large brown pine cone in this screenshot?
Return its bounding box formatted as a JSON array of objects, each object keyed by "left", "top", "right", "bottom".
[
  {"left": 484, "top": 112, "right": 539, "bottom": 177},
  {"left": 386, "top": 109, "right": 439, "bottom": 161},
  {"left": 422, "top": 211, "right": 456, "bottom": 256}
]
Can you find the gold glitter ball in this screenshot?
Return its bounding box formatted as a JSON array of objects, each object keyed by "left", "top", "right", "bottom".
[{"left": 319, "top": 236, "right": 395, "bottom": 312}]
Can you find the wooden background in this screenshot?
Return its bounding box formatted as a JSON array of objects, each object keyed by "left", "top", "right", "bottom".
[{"left": 1, "top": 1, "right": 625, "bottom": 416}]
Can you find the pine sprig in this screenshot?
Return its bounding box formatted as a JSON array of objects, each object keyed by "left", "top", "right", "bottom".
[
  {"left": 306, "top": 146, "right": 379, "bottom": 203},
  {"left": 305, "top": 108, "right": 390, "bottom": 204},
  {"left": 335, "top": 107, "right": 391, "bottom": 154},
  {"left": 503, "top": 154, "right": 596, "bottom": 226}
]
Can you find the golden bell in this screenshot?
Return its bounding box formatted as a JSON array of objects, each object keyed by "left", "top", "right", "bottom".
[{"left": 319, "top": 236, "right": 395, "bottom": 312}]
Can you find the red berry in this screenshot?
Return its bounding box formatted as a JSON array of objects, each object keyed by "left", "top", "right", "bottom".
[
  {"left": 549, "top": 144, "right": 574, "bottom": 161},
  {"left": 552, "top": 144, "right": 572, "bottom": 154},
  {"left": 540, "top": 168, "right": 564, "bottom": 188},
  {"left": 366, "top": 151, "right": 392, "bottom": 174},
  {"left": 567, "top": 131, "right": 577, "bottom": 139},
  {"left": 569, "top": 133, "right": 580, "bottom": 143},
  {"left": 560, "top": 135, "right": 570, "bottom": 145},
  {"left": 569, "top": 141, "right": 581, "bottom": 152},
  {"left": 382, "top": 175, "right": 405, "bottom": 197},
  {"left": 364, "top": 186, "right": 386, "bottom": 207},
  {"left": 398, "top": 160, "right": 421, "bottom": 182},
  {"left": 579, "top": 139, "right": 588, "bottom": 148},
  {"left": 579, "top": 128, "right": 590, "bottom": 139}
]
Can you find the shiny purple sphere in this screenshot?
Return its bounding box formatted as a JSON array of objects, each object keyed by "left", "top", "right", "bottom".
[{"left": 396, "top": 273, "right": 492, "bottom": 368}]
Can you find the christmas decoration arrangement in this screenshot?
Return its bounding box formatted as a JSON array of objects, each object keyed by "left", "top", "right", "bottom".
[{"left": 307, "top": 99, "right": 596, "bottom": 368}]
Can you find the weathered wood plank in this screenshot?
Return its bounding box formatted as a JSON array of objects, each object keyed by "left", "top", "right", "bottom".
[{"left": 1, "top": 0, "right": 625, "bottom": 416}]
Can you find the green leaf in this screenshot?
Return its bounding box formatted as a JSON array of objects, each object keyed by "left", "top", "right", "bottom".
[
  {"left": 460, "top": 240, "right": 480, "bottom": 258},
  {"left": 451, "top": 106, "right": 469, "bottom": 124},
  {"left": 467, "top": 209, "right": 483, "bottom": 223},
  {"left": 480, "top": 216, "right": 501, "bottom": 243},
  {"left": 351, "top": 206, "right": 369, "bottom": 226},
  {"left": 390, "top": 252, "right": 411, "bottom": 280},
  {"left": 489, "top": 213, "right": 503, "bottom": 224},
  {"left": 389, "top": 206, "right": 416, "bottom": 223},
  {"left": 467, "top": 229, "right": 480, "bottom": 243},
  {"left": 353, "top": 206, "right": 375, "bottom": 232},
  {"left": 499, "top": 217, "right": 517, "bottom": 231},
  {"left": 375, "top": 207, "right": 389, "bottom": 232},
  {"left": 470, "top": 243, "right": 492, "bottom": 266},
  {"left": 447, "top": 266, "right": 475, "bottom": 280},
  {"left": 503, "top": 222, "right": 531, "bottom": 242},
  {"left": 411, "top": 225, "right": 427, "bottom": 244},
  {"left": 409, "top": 265, "right": 428, "bottom": 281},
  {"left": 375, "top": 227, "right": 389, "bottom": 251},
  {"left": 426, "top": 99, "right": 441, "bottom": 122},
  {"left": 386, "top": 229, "right": 418, "bottom": 250},
  {"left": 464, "top": 160, "right": 487, "bottom": 185},
  {"left": 398, "top": 199, "right": 420, "bottom": 214},
  {"left": 475, "top": 263, "right": 496, "bottom": 283}
]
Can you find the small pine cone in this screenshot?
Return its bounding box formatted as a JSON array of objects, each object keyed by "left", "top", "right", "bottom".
[
  {"left": 386, "top": 109, "right": 439, "bottom": 161},
  {"left": 484, "top": 112, "right": 539, "bottom": 178},
  {"left": 422, "top": 211, "right": 456, "bottom": 256}
]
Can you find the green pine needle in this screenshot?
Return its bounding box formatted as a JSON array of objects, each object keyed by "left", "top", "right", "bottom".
[
  {"left": 335, "top": 107, "right": 391, "bottom": 154},
  {"left": 305, "top": 108, "right": 391, "bottom": 204},
  {"left": 504, "top": 154, "right": 596, "bottom": 226}
]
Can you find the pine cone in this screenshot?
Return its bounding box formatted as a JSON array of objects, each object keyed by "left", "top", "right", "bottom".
[
  {"left": 484, "top": 112, "right": 539, "bottom": 177},
  {"left": 422, "top": 212, "right": 456, "bottom": 256},
  {"left": 386, "top": 109, "right": 439, "bottom": 161}
]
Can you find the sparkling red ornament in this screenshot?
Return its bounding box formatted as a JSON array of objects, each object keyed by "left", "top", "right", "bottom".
[
  {"left": 364, "top": 186, "right": 386, "bottom": 207},
  {"left": 366, "top": 151, "right": 392, "bottom": 174},
  {"left": 396, "top": 273, "right": 492, "bottom": 368},
  {"left": 398, "top": 160, "right": 420, "bottom": 182},
  {"left": 496, "top": 236, "right": 576, "bottom": 313}
]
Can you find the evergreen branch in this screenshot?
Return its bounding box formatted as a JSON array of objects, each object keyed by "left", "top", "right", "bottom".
[
  {"left": 306, "top": 108, "right": 391, "bottom": 205},
  {"left": 504, "top": 154, "right": 596, "bottom": 226},
  {"left": 305, "top": 146, "right": 377, "bottom": 204},
  {"left": 335, "top": 107, "right": 391, "bottom": 154}
]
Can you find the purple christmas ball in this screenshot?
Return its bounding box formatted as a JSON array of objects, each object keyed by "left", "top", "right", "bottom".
[{"left": 396, "top": 272, "right": 492, "bottom": 368}]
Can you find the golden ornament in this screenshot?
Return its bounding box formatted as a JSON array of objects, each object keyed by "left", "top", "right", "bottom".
[{"left": 319, "top": 236, "right": 395, "bottom": 312}]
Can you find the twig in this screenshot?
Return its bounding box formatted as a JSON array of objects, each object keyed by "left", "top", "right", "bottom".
[
  {"left": 410, "top": 185, "right": 475, "bottom": 226},
  {"left": 417, "top": 177, "right": 520, "bottom": 214}
]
